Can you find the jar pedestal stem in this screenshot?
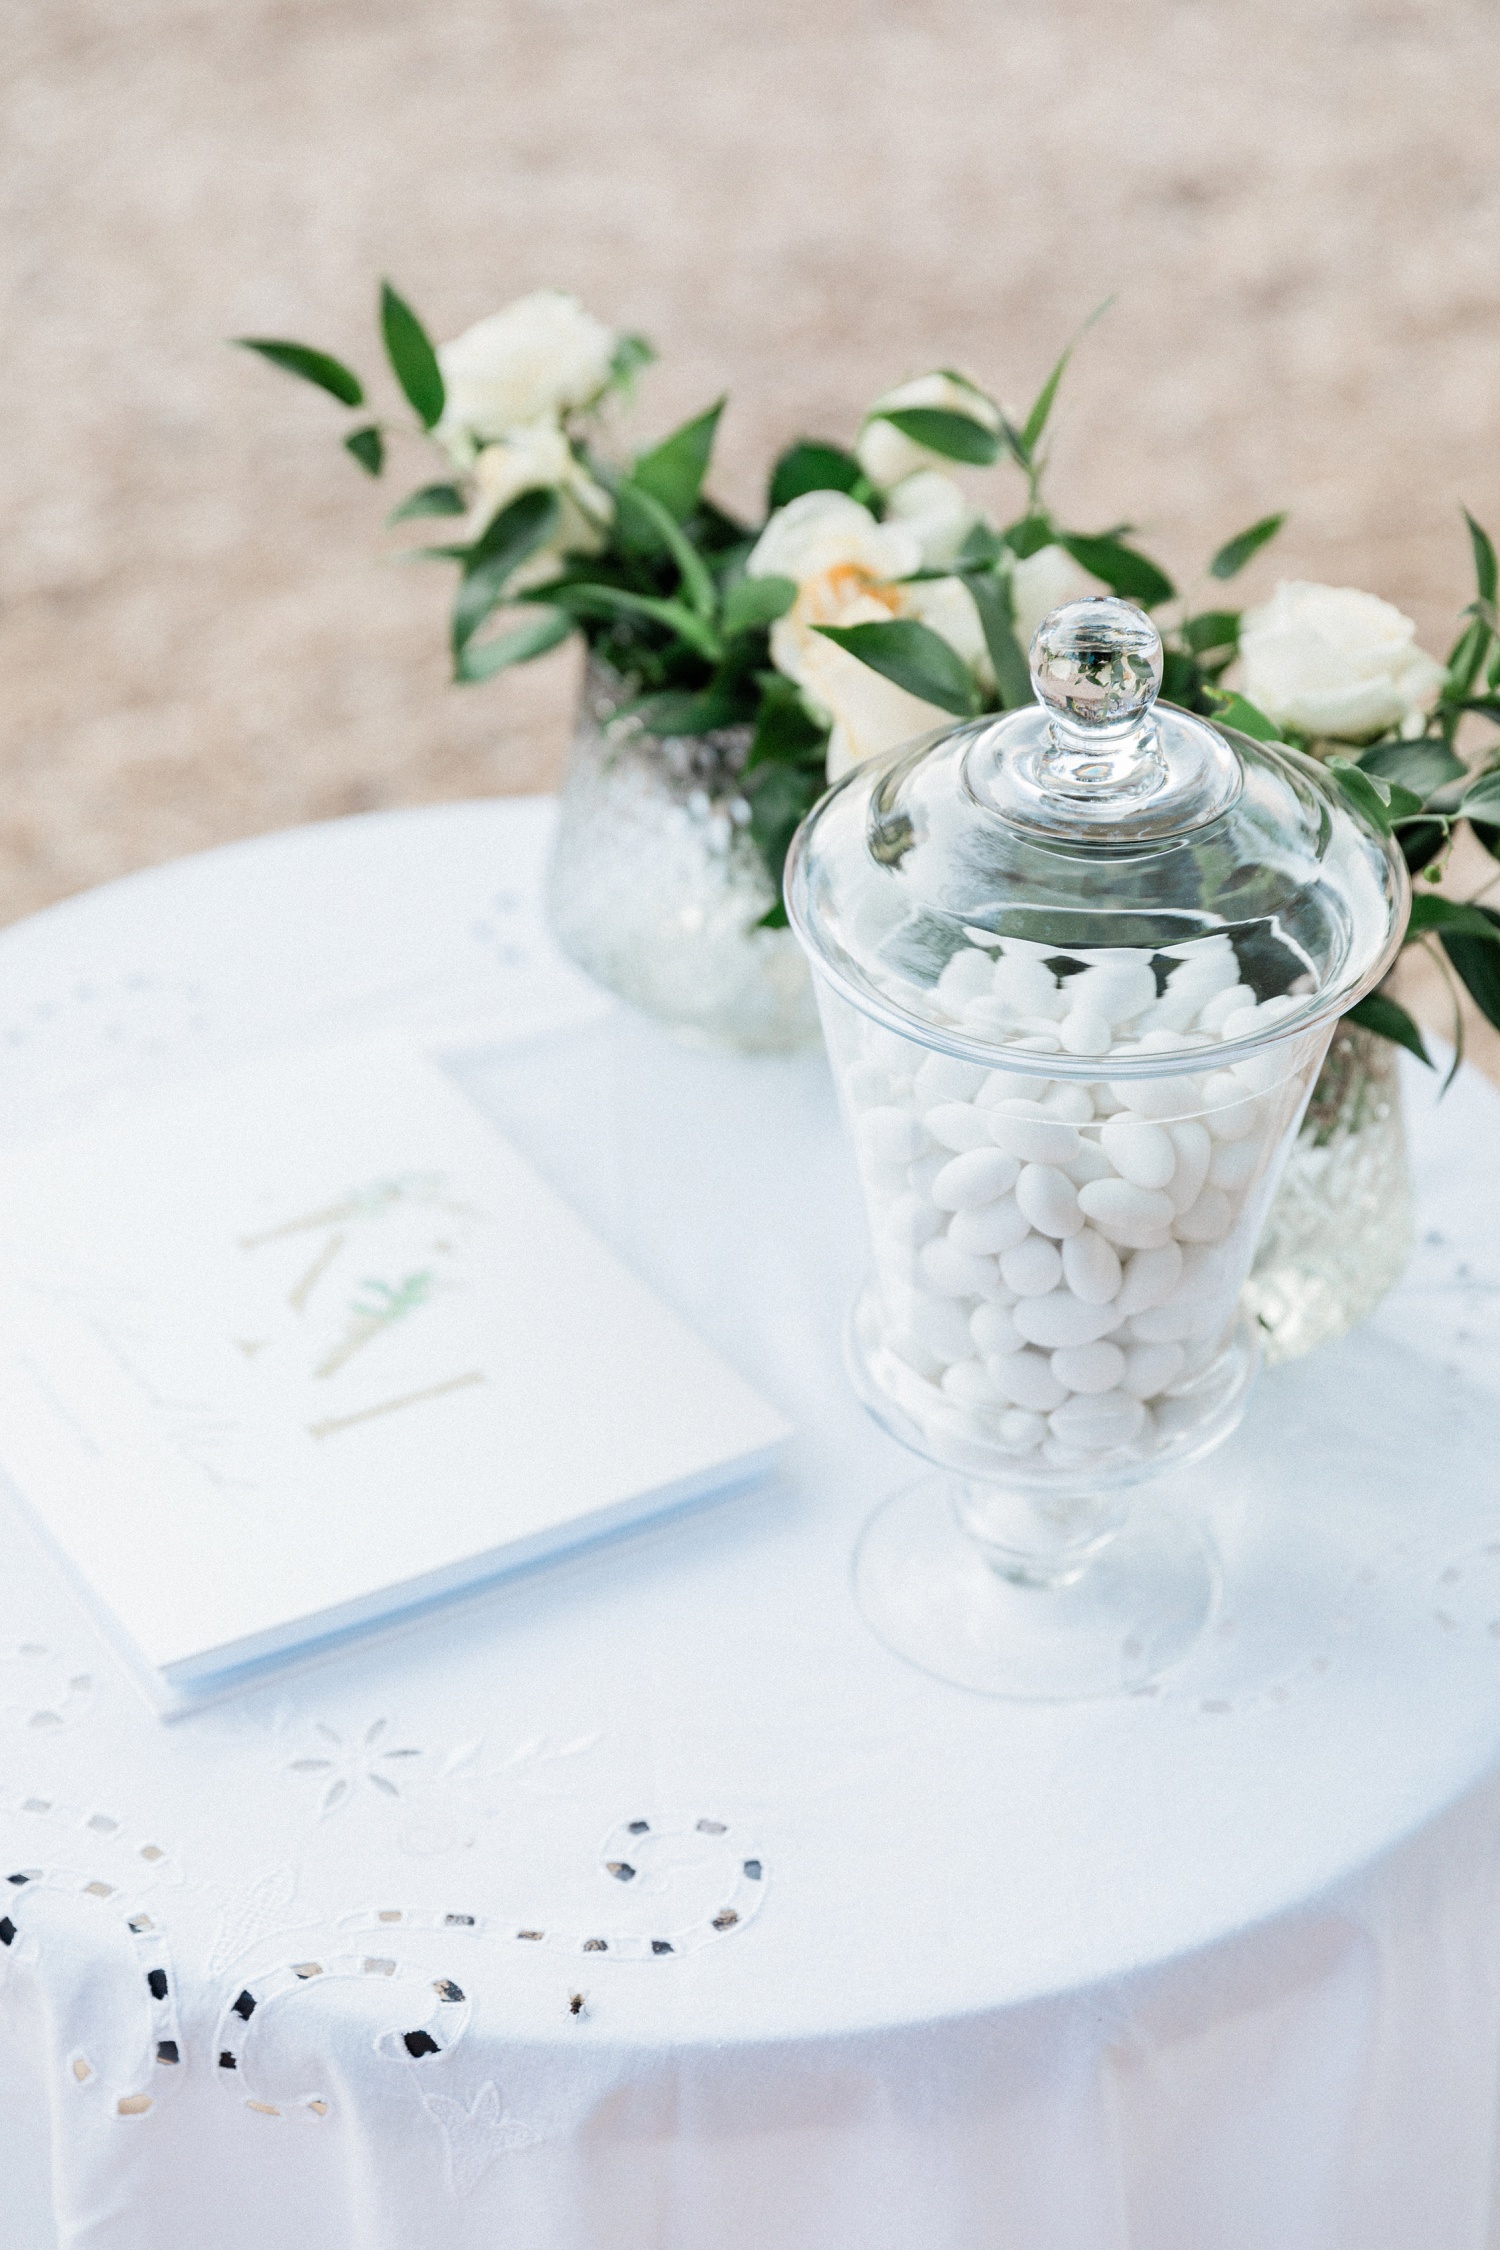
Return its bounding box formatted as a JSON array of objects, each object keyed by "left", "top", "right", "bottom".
[
  {"left": 852, "top": 1475, "right": 1219, "bottom": 1701},
  {"left": 951, "top": 1478, "right": 1132, "bottom": 1589}
]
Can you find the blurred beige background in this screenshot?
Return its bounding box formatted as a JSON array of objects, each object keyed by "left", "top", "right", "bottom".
[{"left": 4, "top": 0, "right": 1500, "bottom": 955}]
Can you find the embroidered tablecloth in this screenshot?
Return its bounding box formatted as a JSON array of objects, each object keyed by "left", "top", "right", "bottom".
[{"left": 3, "top": 798, "right": 1500, "bottom": 2250}]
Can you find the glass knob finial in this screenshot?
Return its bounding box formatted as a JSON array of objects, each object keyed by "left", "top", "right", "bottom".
[
  {"left": 1030, "top": 597, "right": 1164, "bottom": 736},
  {"left": 1026, "top": 596, "right": 1166, "bottom": 803}
]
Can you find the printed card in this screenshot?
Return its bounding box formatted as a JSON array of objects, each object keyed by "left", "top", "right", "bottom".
[{"left": 0, "top": 1038, "right": 789, "bottom": 1696}]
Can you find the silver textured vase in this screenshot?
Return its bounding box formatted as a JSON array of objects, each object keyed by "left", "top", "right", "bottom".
[
  {"left": 546, "top": 659, "right": 819, "bottom": 1053},
  {"left": 1244, "top": 1021, "right": 1415, "bottom": 1364}
]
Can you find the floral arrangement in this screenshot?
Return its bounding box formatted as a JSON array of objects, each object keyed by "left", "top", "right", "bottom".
[{"left": 240, "top": 285, "right": 1500, "bottom": 1055}]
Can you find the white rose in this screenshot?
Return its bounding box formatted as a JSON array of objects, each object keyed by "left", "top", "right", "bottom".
[
  {"left": 436, "top": 291, "right": 616, "bottom": 460},
  {"left": 1010, "top": 544, "right": 1103, "bottom": 651},
  {"left": 857, "top": 371, "right": 1001, "bottom": 491},
  {"left": 749, "top": 490, "right": 984, "bottom": 780},
  {"left": 466, "top": 419, "right": 614, "bottom": 587},
  {"left": 818, "top": 653, "right": 953, "bottom": 784},
  {"left": 746, "top": 488, "right": 919, "bottom": 592},
  {"left": 882, "top": 471, "right": 981, "bottom": 568},
  {"left": 818, "top": 571, "right": 991, "bottom": 781},
  {"left": 1238, "top": 580, "right": 1446, "bottom": 742}
]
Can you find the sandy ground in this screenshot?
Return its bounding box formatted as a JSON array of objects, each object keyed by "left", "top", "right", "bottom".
[{"left": 3, "top": 0, "right": 1499, "bottom": 1077}]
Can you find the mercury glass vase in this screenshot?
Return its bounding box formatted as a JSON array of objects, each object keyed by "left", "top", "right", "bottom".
[
  {"left": 1244, "top": 1020, "right": 1415, "bottom": 1364},
  {"left": 545, "top": 659, "right": 819, "bottom": 1053}
]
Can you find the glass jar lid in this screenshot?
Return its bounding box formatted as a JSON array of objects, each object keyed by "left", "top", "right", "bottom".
[{"left": 786, "top": 596, "right": 1410, "bottom": 1078}]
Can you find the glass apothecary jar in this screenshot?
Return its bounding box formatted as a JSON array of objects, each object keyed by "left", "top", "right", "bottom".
[{"left": 786, "top": 598, "right": 1408, "bottom": 1700}]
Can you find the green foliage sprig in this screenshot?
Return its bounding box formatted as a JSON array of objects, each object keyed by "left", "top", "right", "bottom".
[{"left": 239, "top": 291, "right": 1500, "bottom": 1064}]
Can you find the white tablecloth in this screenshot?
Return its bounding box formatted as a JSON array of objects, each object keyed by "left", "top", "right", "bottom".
[{"left": 3, "top": 798, "right": 1500, "bottom": 2250}]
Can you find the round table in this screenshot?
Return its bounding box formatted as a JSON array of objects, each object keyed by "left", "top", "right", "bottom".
[{"left": 3, "top": 798, "right": 1500, "bottom": 2250}]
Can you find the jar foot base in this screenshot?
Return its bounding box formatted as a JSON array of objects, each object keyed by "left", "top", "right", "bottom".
[{"left": 852, "top": 1476, "right": 1219, "bottom": 1700}]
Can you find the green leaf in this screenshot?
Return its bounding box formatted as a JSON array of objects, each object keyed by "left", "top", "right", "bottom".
[
  {"left": 451, "top": 488, "right": 561, "bottom": 660},
  {"left": 742, "top": 678, "right": 830, "bottom": 911},
  {"left": 343, "top": 425, "right": 384, "bottom": 476},
  {"left": 1441, "top": 902, "right": 1500, "bottom": 1032},
  {"left": 961, "top": 570, "right": 1032, "bottom": 709},
  {"left": 746, "top": 759, "right": 824, "bottom": 914},
  {"left": 626, "top": 686, "right": 740, "bottom": 736},
  {"left": 877, "top": 407, "right": 1001, "bottom": 468},
  {"left": 1016, "top": 300, "right": 1111, "bottom": 459},
  {"left": 1327, "top": 758, "right": 1394, "bottom": 835},
  {"left": 1161, "top": 648, "right": 1203, "bottom": 709},
  {"left": 1387, "top": 783, "right": 1429, "bottom": 821},
  {"left": 1458, "top": 768, "right": 1500, "bottom": 819},
  {"left": 1440, "top": 968, "right": 1467, "bottom": 1095},
  {"left": 955, "top": 521, "right": 1006, "bottom": 568},
  {"left": 455, "top": 606, "right": 574, "bottom": 682},
  {"left": 464, "top": 484, "right": 553, "bottom": 570},
  {"left": 692, "top": 497, "right": 755, "bottom": 552},
  {"left": 1019, "top": 352, "right": 1069, "bottom": 459},
  {"left": 813, "top": 619, "right": 979, "bottom": 717},
  {"left": 1209, "top": 513, "right": 1287, "bottom": 582},
  {"left": 1344, "top": 991, "right": 1432, "bottom": 1065},
  {"left": 540, "top": 580, "right": 722, "bottom": 661},
  {"left": 996, "top": 416, "right": 1031, "bottom": 473},
  {"left": 745, "top": 673, "right": 828, "bottom": 771},
  {"left": 633, "top": 399, "right": 724, "bottom": 521},
  {"left": 234, "top": 338, "right": 365, "bottom": 407},
  {"left": 1408, "top": 894, "right": 1500, "bottom": 940},
  {"left": 380, "top": 281, "right": 445, "bottom": 430},
  {"left": 1328, "top": 759, "right": 1423, "bottom": 827},
  {"left": 1059, "top": 534, "right": 1174, "bottom": 609},
  {"left": 1466, "top": 509, "right": 1499, "bottom": 606},
  {"left": 1182, "top": 610, "right": 1241, "bottom": 657},
  {"left": 387, "top": 483, "right": 466, "bottom": 524},
  {"left": 722, "top": 574, "right": 797, "bottom": 637},
  {"left": 1357, "top": 737, "right": 1466, "bottom": 797},
  {"left": 1472, "top": 819, "right": 1500, "bottom": 863},
  {"left": 768, "top": 441, "right": 864, "bottom": 509},
  {"left": 932, "top": 369, "right": 1004, "bottom": 408},
  {"left": 608, "top": 333, "right": 656, "bottom": 395},
  {"left": 1446, "top": 615, "right": 1491, "bottom": 703},
  {"left": 1401, "top": 818, "right": 1450, "bottom": 876},
  {"left": 1212, "top": 692, "right": 1284, "bottom": 743},
  {"left": 1004, "top": 514, "right": 1055, "bottom": 561},
  {"left": 612, "top": 478, "right": 717, "bottom": 618}
]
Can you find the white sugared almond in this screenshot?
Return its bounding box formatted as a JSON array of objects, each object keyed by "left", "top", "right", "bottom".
[{"left": 846, "top": 936, "right": 1314, "bottom": 1471}]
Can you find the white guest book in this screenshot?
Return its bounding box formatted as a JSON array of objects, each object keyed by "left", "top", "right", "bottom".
[{"left": 0, "top": 1038, "right": 790, "bottom": 1709}]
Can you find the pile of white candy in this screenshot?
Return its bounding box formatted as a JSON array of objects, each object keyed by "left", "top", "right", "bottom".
[{"left": 844, "top": 934, "right": 1314, "bottom": 1474}]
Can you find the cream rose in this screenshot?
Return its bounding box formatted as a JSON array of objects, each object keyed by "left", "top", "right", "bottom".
[
  {"left": 746, "top": 488, "right": 919, "bottom": 591},
  {"left": 1238, "top": 580, "right": 1446, "bottom": 742},
  {"left": 882, "top": 471, "right": 981, "bottom": 568},
  {"left": 436, "top": 291, "right": 616, "bottom": 462},
  {"left": 857, "top": 372, "right": 1001, "bottom": 491},
  {"left": 901, "top": 574, "right": 990, "bottom": 685},
  {"left": 748, "top": 489, "right": 987, "bottom": 781},
  {"left": 465, "top": 419, "right": 613, "bottom": 587},
  {"left": 812, "top": 650, "right": 955, "bottom": 783},
  {"left": 1010, "top": 544, "right": 1103, "bottom": 651}
]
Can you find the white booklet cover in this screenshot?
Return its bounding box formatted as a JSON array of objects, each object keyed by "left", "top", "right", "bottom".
[{"left": 0, "top": 1038, "right": 790, "bottom": 1707}]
